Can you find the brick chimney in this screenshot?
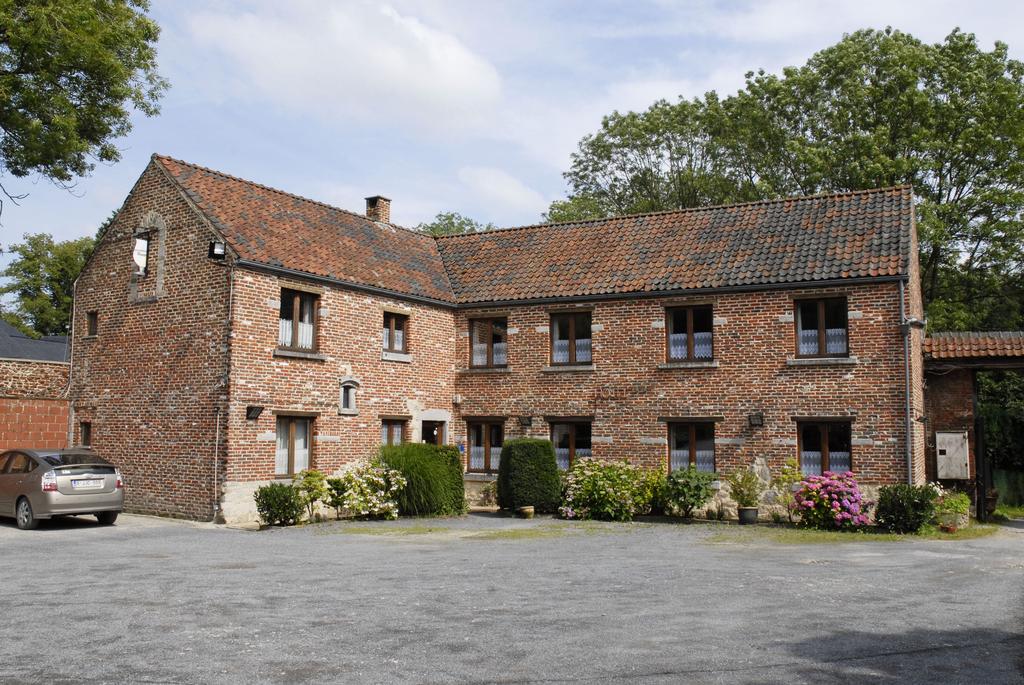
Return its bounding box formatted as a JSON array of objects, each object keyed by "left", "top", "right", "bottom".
[{"left": 365, "top": 195, "right": 391, "bottom": 223}]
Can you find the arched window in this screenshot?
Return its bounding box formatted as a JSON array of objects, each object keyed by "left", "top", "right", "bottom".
[{"left": 339, "top": 377, "right": 360, "bottom": 415}]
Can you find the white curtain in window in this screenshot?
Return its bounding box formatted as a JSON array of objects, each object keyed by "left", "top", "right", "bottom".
[
  {"left": 829, "top": 451, "right": 851, "bottom": 472},
  {"left": 469, "top": 446, "right": 485, "bottom": 470},
  {"left": 493, "top": 342, "right": 507, "bottom": 366},
  {"left": 555, "top": 448, "right": 571, "bottom": 470},
  {"left": 693, "top": 332, "right": 713, "bottom": 359},
  {"left": 670, "top": 449, "right": 689, "bottom": 471},
  {"left": 552, "top": 339, "right": 570, "bottom": 363},
  {"left": 275, "top": 421, "right": 289, "bottom": 474},
  {"left": 472, "top": 343, "right": 488, "bottom": 365},
  {"left": 279, "top": 318, "right": 292, "bottom": 347},
  {"left": 393, "top": 327, "right": 404, "bottom": 351},
  {"left": 575, "top": 338, "right": 592, "bottom": 363},
  {"left": 695, "top": 449, "right": 714, "bottom": 471},
  {"left": 490, "top": 446, "right": 502, "bottom": 471},
  {"left": 799, "top": 329, "right": 819, "bottom": 355},
  {"left": 825, "top": 328, "right": 847, "bottom": 354},
  {"left": 293, "top": 420, "right": 309, "bottom": 471},
  {"left": 801, "top": 450, "right": 822, "bottom": 476},
  {"left": 297, "top": 297, "right": 314, "bottom": 349},
  {"left": 669, "top": 333, "right": 687, "bottom": 359}
]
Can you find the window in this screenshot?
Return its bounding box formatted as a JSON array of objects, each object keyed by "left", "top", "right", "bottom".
[
  {"left": 132, "top": 232, "right": 150, "bottom": 275},
  {"left": 551, "top": 422, "right": 592, "bottom": 470},
  {"left": 796, "top": 298, "right": 848, "bottom": 357},
  {"left": 86, "top": 312, "right": 98, "bottom": 337},
  {"left": 467, "top": 421, "right": 504, "bottom": 473},
  {"left": 275, "top": 416, "right": 311, "bottom": 476},
  {"left": 668, "top": 423, "right": 715, "bottom": 472},
  {"left": 666, "top": 306, "right": 713, "bottom": 361},
  {"left": 381, "top": 419, "right": 406, "bottom": 446},
  {"left": 80, "top": 422, "right": 92, "bottom": 447},
  {"left": 383, "top": 312, "right": 409, "bottom": 353},
  {"left": 6, "top": 453, "right": 35, "bottom": 474},
  {"left": 340, "top": 381, "right": 358, "bottom": 413},
  {"left": 279, "top": 289, "right": 318, "bottom": 351},
  {"left": 470, "top": 318, "right": 508, "bottom": 367},
  {"left": 798, "top": 421, "right": 852, "bottom": 476},
  {"left": 551, "top": 312, "right": 592, "bottom": 365},
  {"left": 421, "top": 421, "right": 446, "bottom": 445}
]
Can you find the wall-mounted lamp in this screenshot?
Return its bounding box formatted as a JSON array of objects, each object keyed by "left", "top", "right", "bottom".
[
  {"left": 747, "top": 413, "right": 764, "bottom": 428},
  {"left": 245, "top": 405, "right": 264, "bottom": 421},
  {"left": 209, "top": 241, "right": 227, "bottom": 259},
  {"left": 518, "top": 415, "right": 533, "bottom": 427}
]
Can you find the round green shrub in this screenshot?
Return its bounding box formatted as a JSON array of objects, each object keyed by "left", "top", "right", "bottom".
[
  {"left": 876, "top": 483, "right": 938, "bottom": 533},
  {"left": 560, "top": 459, "right": 657, "bottom": 522},
  {"left": 665, "top": 467, "right": 717, "bottom": 518},
  {"left": 497, "top": 438, "right": 561, "bottom": 513},
  {"left": 379, "top": 443, "right": 466, "bottom": 517},
  {"left": 253, "top": 482, "right": 304, "bottom": 526}
]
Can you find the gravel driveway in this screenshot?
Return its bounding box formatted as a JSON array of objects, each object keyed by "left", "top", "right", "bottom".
[{"left": 1, "top": 513, "right": 1022, "bottom": 684}]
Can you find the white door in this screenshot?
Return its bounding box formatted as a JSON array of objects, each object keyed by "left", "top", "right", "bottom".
[{"left": 936, "top": 431, "right": 969, "bottom": 480}]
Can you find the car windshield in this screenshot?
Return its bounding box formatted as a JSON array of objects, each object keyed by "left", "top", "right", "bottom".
[{"left": 41, "top": 453, "right": 113, "bottom": 467}]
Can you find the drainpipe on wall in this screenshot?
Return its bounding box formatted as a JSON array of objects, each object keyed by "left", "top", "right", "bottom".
[
  {"left": 63, "top": 276, "right": 79, "bottom": 448},
  {"left": 898, "top": 280, "right": 928, "bottom": 484},
  {"left": 213, "top": 406, "right": 221, "bottom": 522}
]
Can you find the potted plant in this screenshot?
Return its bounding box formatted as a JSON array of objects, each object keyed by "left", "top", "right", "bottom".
[
  {"left": 728, "top": 467, "right": 765, "bottom": 525},
  {"left": 935, "top": 489, "right": 971, "bottom": 532}
]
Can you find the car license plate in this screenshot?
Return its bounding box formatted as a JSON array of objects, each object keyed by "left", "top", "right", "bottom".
[{"left": 72, "top": 479, "right": 103, "bottom": 489}]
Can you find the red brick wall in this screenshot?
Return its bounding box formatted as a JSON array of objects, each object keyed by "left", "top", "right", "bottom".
[
  {"left": 224, "top": 269, "right": 455, "bottom": 483},
  {"left": 923, "top": 368, "right": 975, "bottom": 481},
  {"left": 452, "top": 282, "right": 913, "bottom": 484},
  {"left": 69, "top": 160, "right": 231, "bottom": 520},
  {"left": 0, "top": 399, "right": 68, "bottom": 452}
]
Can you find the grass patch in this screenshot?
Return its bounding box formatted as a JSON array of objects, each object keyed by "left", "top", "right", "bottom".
[
  {"left": 467, "top": 527, "right": 570, "bottom": 541},
  {"left": 318, "top": 524, "right": 448, "bottom": 536},
  {"left": 704, "top": 522, "right": 999, "bottom": 545},
  {"left": 992, "top": 504, "right": 1024, "bottom": 521}
]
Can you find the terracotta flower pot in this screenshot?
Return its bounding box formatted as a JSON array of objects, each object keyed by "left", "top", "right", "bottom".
[
  {"left": 737, "top": 507, "right": 759, "bottom": 525},
  {"left": 516, "top": 506, "right": 535, "bottom": 519}
]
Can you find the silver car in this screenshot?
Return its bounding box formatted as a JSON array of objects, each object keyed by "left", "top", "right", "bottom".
[{"left": 0, "top": 449, "right": 124, "bottom": 530}]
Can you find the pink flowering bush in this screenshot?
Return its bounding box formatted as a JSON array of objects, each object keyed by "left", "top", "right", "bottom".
[{"left": 792, "top": 471, "right": 871, "bottom": 530}]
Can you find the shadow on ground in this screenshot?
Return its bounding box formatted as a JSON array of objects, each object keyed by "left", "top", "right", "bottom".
[{"left": 778, "top": 626, "right": 1024, "bottom": 683}]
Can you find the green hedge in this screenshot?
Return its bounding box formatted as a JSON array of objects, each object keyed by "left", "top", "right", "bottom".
[
  {"left": 497, "top": 438, "right": 561, "bottom": 513},
  {"left": 253, "top": 482, "right": 304, "bottom": 526},
  {"left": 379, "top": 443, "right": 466, "bottom": 517},
  {"left": 875, "top": 483, "right": 938, "bottom": 533}
]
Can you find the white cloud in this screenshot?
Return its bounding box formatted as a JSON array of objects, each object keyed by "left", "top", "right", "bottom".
[
  {"left": 187, "top": 1, "right": 502, "bottom": 133},
  {"left": 457, "top": 166, "right": 548, "bottom": 219}
]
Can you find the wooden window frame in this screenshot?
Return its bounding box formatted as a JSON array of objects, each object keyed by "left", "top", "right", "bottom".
[
  {"left": 665, "top": 306, "right": 714, "bottom": 361},
  {"left": 550, "top": 421, "right": 592, "bottom": 469},
  {"left": 796, "top": 421, "right": 853, "bottom": 473},
  {"left": 466, "top": 420, "right": 504, "bottom": 473},
  {"left": 86, "top": 312, "right": 98, "bottom": 337},
  {"left": 80, "top": 421, "right": 92, "bottom": 448},
  {"left": 667, "top": 422, "right": 715, "bottom": 471},
  {"left": 381, "top": 419, "right": 406, "bottom": 446},
  {"left": 383, "top": 312, "right": 409, "bottom": 353},
  {"left": 794, "top": 297, "right": 849, "bottom": 359},
  {"left": 549, "top": 312, "right": 592, "bottom": 366},
  {"left": 276, "top": 415, "right": 313, "bottom": 478},
  {"left": 278, "top": 289, "right": 320, "bottom": 353},
  {"left": 469, "top": 318, "right": 508, "bottom": 368}
]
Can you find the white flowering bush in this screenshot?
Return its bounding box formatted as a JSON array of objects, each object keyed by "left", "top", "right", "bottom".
[
  {"left": 559, "top": 459, "right": 658, "bottom": 522},
  {"left": 326, "top": 461, "right": 407, "bottom": 520}
]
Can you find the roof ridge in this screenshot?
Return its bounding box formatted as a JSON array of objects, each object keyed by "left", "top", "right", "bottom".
[
  {"left": 435, "top": 185, "right": 914, "bottom": 241},
  {"left": 929, "top": 330, "right": 1024, "bottom": 338},
  {"left": 152, "top": 154, "right": 431, "bottom": 239}
]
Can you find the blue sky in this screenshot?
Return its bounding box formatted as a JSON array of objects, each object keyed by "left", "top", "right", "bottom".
[{"left": 3, "top": 0, "right": 1024, "bottom": 250}]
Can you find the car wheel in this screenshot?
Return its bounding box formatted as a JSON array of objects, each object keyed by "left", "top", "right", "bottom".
[
  {"left": 96, "top": 511, "right": 118, "bottom": 525},
  {"left": 16, "top": 498, "right": 39, "bottom": 530}
]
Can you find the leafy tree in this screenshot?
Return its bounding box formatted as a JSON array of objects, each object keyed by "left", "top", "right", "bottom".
[
  {"left": 0, "top": 232, "right": 94, "bottom": 336},
  {"left": 543, "top": 194, "right": 609, "bottom": 223},
  {"left": 553, "top": 28, "right": 1024, "bottom": 330},
  {"left": 417, "top": 211, "right": 495, "bottom": 236},
  {"left": 0, "top": 0, "right": 167, "bottom": 206}
]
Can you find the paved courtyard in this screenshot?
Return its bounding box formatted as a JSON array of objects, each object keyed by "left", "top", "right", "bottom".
[{"left": 1, "top": 513, "right": 1022, "bottom": 684}]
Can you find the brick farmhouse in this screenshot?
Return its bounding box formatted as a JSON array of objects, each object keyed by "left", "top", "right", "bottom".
[{"left": 66, "top": 155, "right": 1023, "bottom": 522}]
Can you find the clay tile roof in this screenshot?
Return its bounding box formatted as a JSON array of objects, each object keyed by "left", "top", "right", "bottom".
[
  {"left": 436, "top": 186, "right": 913, "bottom": 304},
  {"left": 923, "top": 331, "right": 1024, "bottom": 360},
  {"left": 152, "top": 155, "right": 913, "bottom": 306},
  {"left": 154, "top": 155, "right": 455, "bottom": 303}
]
